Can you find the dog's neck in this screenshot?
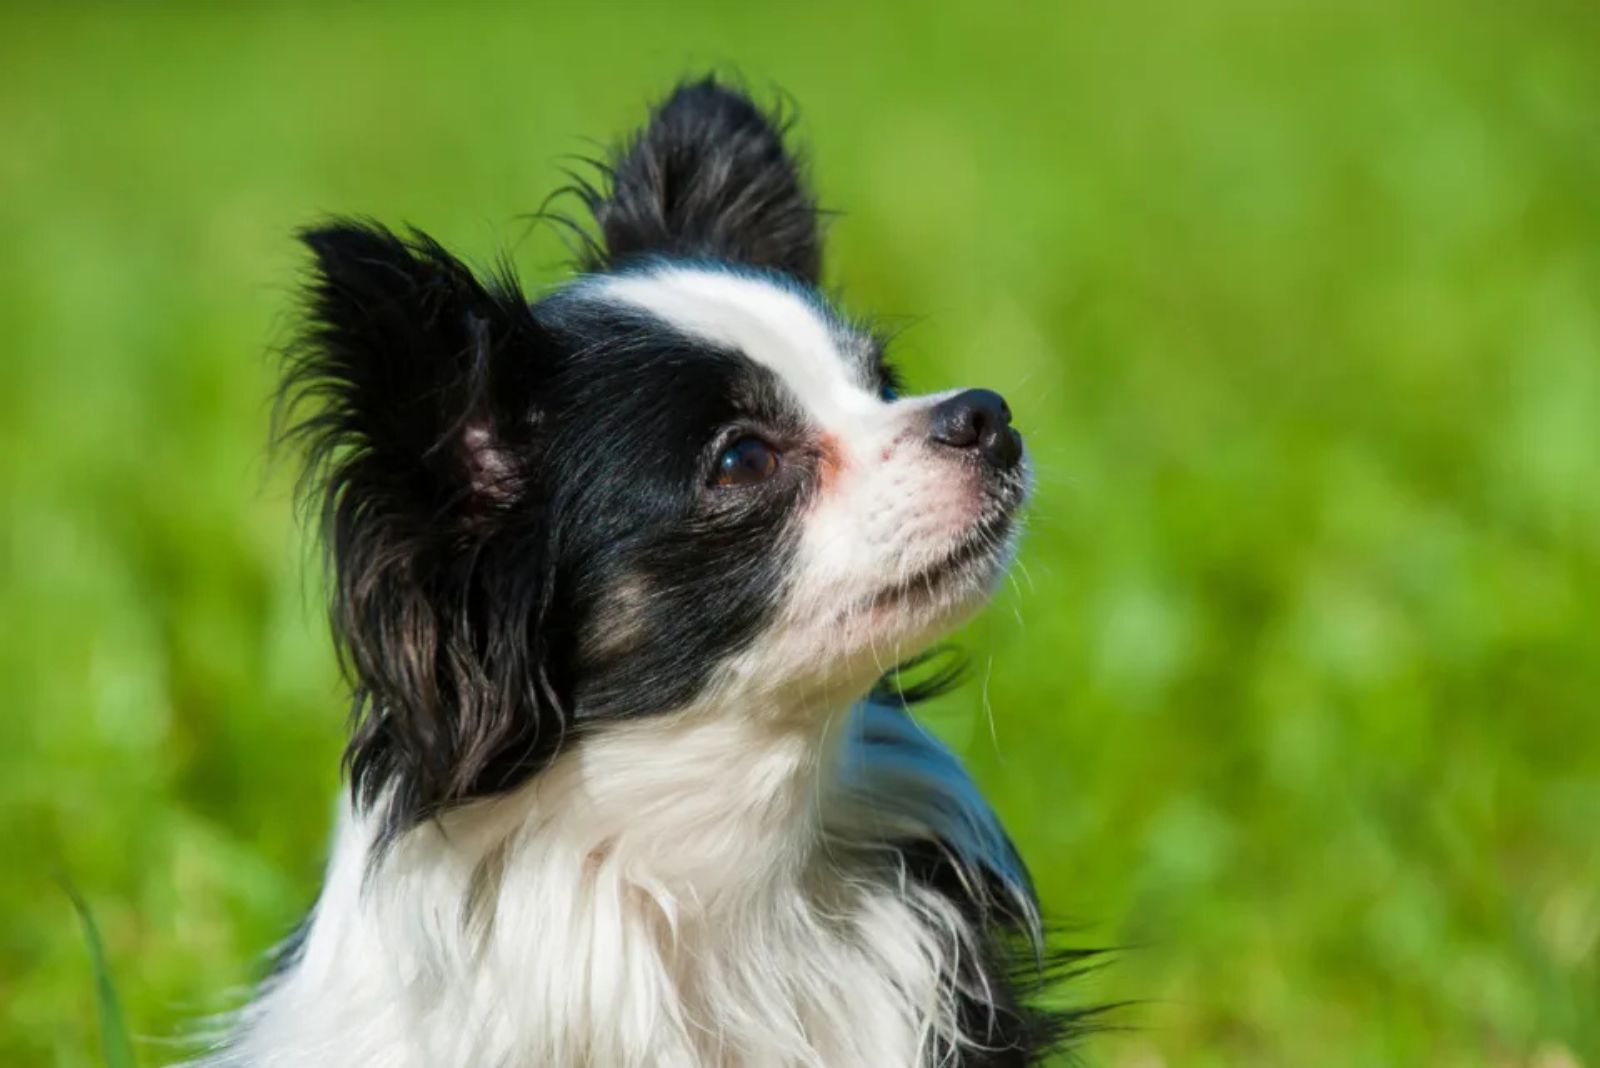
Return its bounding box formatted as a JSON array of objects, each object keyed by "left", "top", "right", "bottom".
[{"left": 553, "top": 703, "right": 838, "bottom": 888}]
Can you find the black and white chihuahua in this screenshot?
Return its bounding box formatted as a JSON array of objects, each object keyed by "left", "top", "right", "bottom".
[{"left": 198, "top": 79, "right": 1087, "bottom": 1067}]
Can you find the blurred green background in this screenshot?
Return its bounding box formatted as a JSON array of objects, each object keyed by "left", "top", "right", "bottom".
[{"left": 3, "top": 3, "right": 1597, "bottom": 1065}]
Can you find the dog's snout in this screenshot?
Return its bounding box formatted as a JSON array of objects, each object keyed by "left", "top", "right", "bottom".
[{"left": 927, "top": 388, "right": 1022, "bottom": 470}]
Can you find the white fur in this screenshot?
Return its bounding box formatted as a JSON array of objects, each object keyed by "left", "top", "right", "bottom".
[
  {"left": 190, "top": 702, "right": 1028, "bottom": 1068},
  {"left": 193, "top": 268, "right": 1033, "bottom": 1067}
]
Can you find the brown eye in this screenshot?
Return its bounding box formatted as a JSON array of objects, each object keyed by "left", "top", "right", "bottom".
[{"left": 714, "top": 436, "right": 780, "bottom": 487}]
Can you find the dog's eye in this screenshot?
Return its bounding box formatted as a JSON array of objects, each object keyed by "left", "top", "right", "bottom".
[{"left": 714, "top": 437, "right": 780, "bottom": 488}]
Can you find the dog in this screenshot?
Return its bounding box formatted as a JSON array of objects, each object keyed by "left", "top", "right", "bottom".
[{"left": 195, "top": 78, "right": 1086, "bottom": 1068}]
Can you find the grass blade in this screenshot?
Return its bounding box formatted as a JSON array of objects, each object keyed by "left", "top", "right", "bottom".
[{"left": 62, "top": 880, "right": 138, "bottom": 1068}]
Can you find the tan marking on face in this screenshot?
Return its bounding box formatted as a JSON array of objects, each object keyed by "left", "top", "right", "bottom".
[{"left": 583, "top": 574, "right": 653, "bottom": 664}]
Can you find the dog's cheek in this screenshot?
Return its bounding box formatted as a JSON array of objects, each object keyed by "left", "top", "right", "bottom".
[{"left": 757, "top": 467, "right": 954, "bottom": 684}]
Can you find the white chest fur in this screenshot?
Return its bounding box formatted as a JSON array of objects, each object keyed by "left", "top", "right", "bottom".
[{"left": 195, "top": 704, "right": 1026, "bottom": 1068}]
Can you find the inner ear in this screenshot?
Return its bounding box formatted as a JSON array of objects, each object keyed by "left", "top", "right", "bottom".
[{"left": 460, "top": 420, "right": 519, "bottom": 505}]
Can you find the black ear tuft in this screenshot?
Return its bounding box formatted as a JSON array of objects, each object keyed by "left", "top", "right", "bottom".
[
  {"left": 581, "top": 78, "right": 823, "bottom": 283},
  {"left": 289, "top": 222, "right": 545, "bottom": 516},
  {"left": 283, "top": 220, "right": 559, "bottom": 835}
]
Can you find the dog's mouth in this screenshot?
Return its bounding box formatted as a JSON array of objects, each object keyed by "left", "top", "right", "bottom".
[{"left": 870, "top": 511, "right": 1017, "bottom": 610}]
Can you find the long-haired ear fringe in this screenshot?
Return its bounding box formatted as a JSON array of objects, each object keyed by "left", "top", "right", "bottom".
[{"left": 279, "top": 219, "right": 562, "bottom": 839}]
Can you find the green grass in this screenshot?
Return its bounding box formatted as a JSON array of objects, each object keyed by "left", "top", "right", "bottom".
[
  {"left": 63, "top": 882, "right": 137, "bottom": 1068},
  {"left": 3, "top": 3, "right": 1598, "bottom": 1065}
]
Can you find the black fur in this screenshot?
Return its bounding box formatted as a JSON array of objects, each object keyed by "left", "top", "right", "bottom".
[
  {"left": 283, "top": 223, "right": 559, "bottom": 839},
  {"left": 895, "top": 837, "right": 1112, "bottom": 1065},
  {"left": 285, "top": 226, "right": 828, "bottom": 840},
  {"left": 580, "top": 78, "right": 823, "bottom": 282},
  {"left": 282, "top": 82, "right": 854, "bottom": 842},
  {"left": 275, "top": 76, "right": 1085, "bottom": 1063}
]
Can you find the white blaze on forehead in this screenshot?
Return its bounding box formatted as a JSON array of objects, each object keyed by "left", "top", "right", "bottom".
[{"left": 599, "top": 267, "right": 878, "bottom": 425}]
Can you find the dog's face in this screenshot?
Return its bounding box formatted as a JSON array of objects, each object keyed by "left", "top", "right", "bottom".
[
  {"left": 290, "top": 80, "right": 1026, "bottom": 828},
  {"left": 545, "top": 266, "right": 1027, "bottom": 717}
]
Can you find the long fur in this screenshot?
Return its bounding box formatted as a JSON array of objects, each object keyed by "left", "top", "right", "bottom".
[
  {"left": 281, "top": 224, "right": 562, "bottom": 843},
  {"left": 189, "top": 77, "right": 1091, "bottom": 1067},
  {"left": 197, "top": 702, "right": 1079, "bottom": 1067}
]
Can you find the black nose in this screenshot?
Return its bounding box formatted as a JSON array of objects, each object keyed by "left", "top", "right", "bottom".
[{"left": 927, "top": 388, "right": 1022, "bottom": 470}]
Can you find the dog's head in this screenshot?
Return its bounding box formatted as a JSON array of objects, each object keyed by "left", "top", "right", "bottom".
[{"left": 289, "top": 80, "right": 1028, "bottom": 828}]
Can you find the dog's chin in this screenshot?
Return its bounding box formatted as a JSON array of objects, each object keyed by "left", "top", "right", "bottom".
[
  {"left": 875, "top": 516, "right": 1015, "bottom": 621},
  {"left": 759, "top": 481, "right": 1027, "bottom": 709},
  {"left": 822, "top": 509, "right": 1020, "bottom": 675},
  {"left": 873, "top": 516, "right": 1014, "bottom": 610}
]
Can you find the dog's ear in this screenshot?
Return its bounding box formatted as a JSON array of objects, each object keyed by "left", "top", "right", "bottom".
[
  {"left": 582, "top": 77, "right": 823, "bottom": 283},
  {"left": 286, "top": 221, "right": 557, "bottom": 833}
]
